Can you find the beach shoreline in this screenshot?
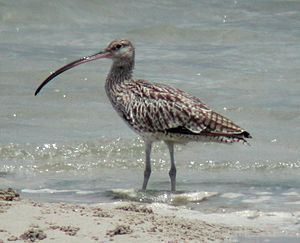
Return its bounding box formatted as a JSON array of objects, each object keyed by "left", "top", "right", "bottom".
[{"left": 1, "top": 189, "right": 299, "bottom": 243}]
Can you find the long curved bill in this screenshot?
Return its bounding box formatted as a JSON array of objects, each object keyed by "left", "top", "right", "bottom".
[{"left": 34, "top": 50, "right": 112, "bottom": 96}]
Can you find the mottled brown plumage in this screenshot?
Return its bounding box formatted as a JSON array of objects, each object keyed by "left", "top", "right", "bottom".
[{"left": 35, "top": 39, "right": 252, "bottom": 192}]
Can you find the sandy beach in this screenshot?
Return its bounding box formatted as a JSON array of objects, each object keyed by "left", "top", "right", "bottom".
[
  {"left": 1, "top": 189, "right": 299, "bottom": 243},
  {"left": 0, "top": 189, "right": 249, "bottom": 242}
]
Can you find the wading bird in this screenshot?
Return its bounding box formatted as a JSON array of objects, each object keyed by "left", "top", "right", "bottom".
[{"left": 35, "top": 39, "right": 252, "bottom": 192}]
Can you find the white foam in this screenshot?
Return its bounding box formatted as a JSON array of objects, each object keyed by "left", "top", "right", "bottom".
[
  {"left": 22, "top": 188, "right": 75, "bottom": 194},
  {"left": 110, "top": 189, "right": 219, "bottom": 204},
  {"left": 170, "top": 192, "right": 218, "bottom": 203},
  {"left": 221, "top": 192, "right": 243, "bottom": 199},
  {"left": 75, "top": 190, "right": 95, "bottom": 195},
  {"left": 111, "top": 189, "right": 137, "bottom": 199},
  {"left": 22, "top": 188, "right": 95, "bottom": 195}
]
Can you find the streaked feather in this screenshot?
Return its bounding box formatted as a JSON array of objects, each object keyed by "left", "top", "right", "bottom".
[{"left": 107, "top": 79, "right": 251, "bottom": 144}]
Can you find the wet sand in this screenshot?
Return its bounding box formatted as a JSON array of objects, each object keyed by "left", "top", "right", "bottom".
[{"left": 0, "top": 189, "right": 298, "bottom": 242}]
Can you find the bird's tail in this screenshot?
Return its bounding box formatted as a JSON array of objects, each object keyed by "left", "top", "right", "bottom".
[{"left": 201, "top": 131, "right": 252, "bottom": 145}]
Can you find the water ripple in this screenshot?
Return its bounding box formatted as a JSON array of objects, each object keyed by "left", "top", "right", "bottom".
[{"left": 0, "top": 138, "right": 299, "bottom": 174}]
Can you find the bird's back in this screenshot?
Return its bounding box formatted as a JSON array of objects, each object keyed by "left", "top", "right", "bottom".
[{"left": 107, "top": 79, "right": 251, "bottom": 144}]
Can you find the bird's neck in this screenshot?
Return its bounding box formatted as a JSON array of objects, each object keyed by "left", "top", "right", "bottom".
[{"left": 106, "top": 58, "right": 135, "bottom": 84}]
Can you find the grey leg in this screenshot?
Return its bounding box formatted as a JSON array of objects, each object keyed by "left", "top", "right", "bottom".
[
  {"left": 166, "top": 141, "right": 176, "bottom": 192},
  {"left": 142, "top": 141, "right": 152, "bottom": 191}
]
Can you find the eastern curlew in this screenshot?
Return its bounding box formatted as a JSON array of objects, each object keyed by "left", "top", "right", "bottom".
[{"left": 35, "top": 39, "right": 252, "bottom": 192}]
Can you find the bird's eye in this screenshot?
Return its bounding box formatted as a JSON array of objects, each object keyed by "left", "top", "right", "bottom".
[{"left": 115, "top": 44, "right": 122, "bottom": 50}]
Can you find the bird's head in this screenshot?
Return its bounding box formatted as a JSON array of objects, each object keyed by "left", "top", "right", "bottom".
[
  {"left": 34, "top": 39, "right": 134, "bottom": 96},
  {"left": 106, "top": 39, "right": 135, "bottom": 62}
]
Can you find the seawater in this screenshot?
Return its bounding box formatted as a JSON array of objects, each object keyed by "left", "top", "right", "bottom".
[{"left": 0, "top": 0, "right": 299, "bottom": 222}]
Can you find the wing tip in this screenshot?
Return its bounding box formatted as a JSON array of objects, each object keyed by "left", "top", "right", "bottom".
[{"left": 241, "top": 131, "right": 252, "bottom": 139}]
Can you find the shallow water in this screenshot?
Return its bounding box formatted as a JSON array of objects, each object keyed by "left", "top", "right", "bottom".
[{"left": 0, "top": 0, "right": 300, "bottom": 235}]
